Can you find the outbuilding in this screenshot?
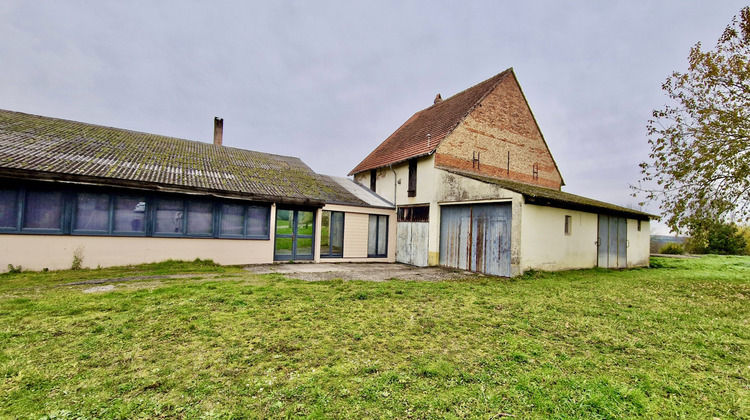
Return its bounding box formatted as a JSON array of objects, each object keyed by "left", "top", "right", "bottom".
[
  {"left": 349, "top": 68, "right": 654, "bottom": 276},
  {"left": 0, "top": 109, "right": 395, "bottom": 271}
]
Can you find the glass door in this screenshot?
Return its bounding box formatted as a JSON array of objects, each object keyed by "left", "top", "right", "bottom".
[{"left": 274, "top": 208, "right": 315, "bottom": 261}]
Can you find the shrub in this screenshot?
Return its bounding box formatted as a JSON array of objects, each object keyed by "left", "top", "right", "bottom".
[{"left": 659, "top": 243, "right": 685, "bottom": 255}]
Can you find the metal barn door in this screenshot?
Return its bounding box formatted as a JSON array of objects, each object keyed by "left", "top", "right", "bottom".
[
  {"left": 440, "top": 203, "right": 512, "bottom": 277},
  {"left": 597, "top": 215, "right": 627, "bottom": 268},
  {"left": 396, "top": 222, "right": 429, "bottom": 266}
]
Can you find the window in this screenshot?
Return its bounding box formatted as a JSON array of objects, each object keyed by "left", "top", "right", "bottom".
[
  {"left": 408, "top": 159, "right": 417, "bottom": 197},
  {"left": 220, "top": 204, "right": 245, "bottom": 236},
  {"left": 0, "top": 188, "right": 19, "bottom": 229},
  {"left": 113, "top": 195, "right": 146, "bottom": 234},
  {"left": 186, "top": 201, "right": 213, "bottom": 236},
  {"left": 1, "top": 183, "right": 270, "bottom": 240},
  {"left": 23, "top": 190, "right": 63, "bottom": 231},
  {"left": 247, "top": 205, "right": 270, "bottom": 238},
  {"left": 368, "top": 214, "right": 388, "bottom": 257},
  {"left": 155, "top": 198, "right": 184, "bottom": 235},
  {"left": 370, "top": 169, "right": 377, "bottom": 191},
  {"left": 637, "top": 220, "right": 642, "bottom": 232},
  {"left": 320, "top": 210, "right": 344, "bottom": 257},
  {"left": 564, "top": 215, "right": 572, "bottom": 236},
  {"left": 397, "top": 205, "right": 429, "bottom": 222},
  {"left": 75, "top": 193, "right": 110, "bottom": 232}
]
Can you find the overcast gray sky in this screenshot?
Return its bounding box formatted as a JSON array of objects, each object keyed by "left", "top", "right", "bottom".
[{"left": 2, "top": 1, "right": 747, "bottom": 233}]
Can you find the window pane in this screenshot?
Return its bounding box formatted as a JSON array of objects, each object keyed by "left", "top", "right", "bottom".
[
  {"left": 247, "top": 205, "right": 270, "bottom": 237},
  {"left": 331, "top": 212, "right": 344, "bottom": 255},
  {"left": 275, "top": 237, "right": 293, "bottom": 257},
  {"left": 0, "top": 188, "right": 18, "bottom": 228},
  {"left": 296, "top": 237, "right": 313, "bottom": 258},
  {"left": 23, "top": 190, "right": 62, "bottom": 230},
  {"left": 114, "top": 196, "right": 146, "bottom": 233},
  {"left": 75, "top": 193, "right": 110, "bottom": 232},
  {"left": 320, "top": 211, "right": 331, "bottom": 254},
  {"left": 155, "top": 199, "right": 184, "bottom": 234},
  {"left": 187, "top": 201, "right": 213, "bottom": 235},
  {"left": 276, "top": 209, "right": 292, "bottom": 235},
  {"left": 377, "top": 215, "right": 387, "bottom": 256},
  {"left": 368, "top": 215, "right": 377, "bottom": 255},
  {"left": 297, "top": 211, "right": 314, "bottom": 236},
  {"left": 220, "top": 204, "right": 244, "bottom": 236}
]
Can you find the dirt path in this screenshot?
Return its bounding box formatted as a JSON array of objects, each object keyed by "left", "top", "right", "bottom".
[{"left": 243, "top": 262, "right": 482, "bottom": 282}]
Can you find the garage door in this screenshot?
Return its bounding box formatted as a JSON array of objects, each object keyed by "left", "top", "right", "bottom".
[
  {"left": 439, "top": 203, "right": 512, "bottom": 277},
  {"left": 597, "top": 215, "right": 627, "bottom": 268}
]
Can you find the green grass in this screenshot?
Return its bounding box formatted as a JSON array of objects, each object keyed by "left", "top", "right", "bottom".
[{"left": 0, "top": 256, "right": 748, "bottom": 419}]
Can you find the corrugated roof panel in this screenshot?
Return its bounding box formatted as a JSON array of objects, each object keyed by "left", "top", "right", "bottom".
[{"left": 0, "top": 109, "right": 366, "bottom": 206}]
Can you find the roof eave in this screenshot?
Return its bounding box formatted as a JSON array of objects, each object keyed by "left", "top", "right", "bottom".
[{"left": 348, "top": 150, "right": 435, "bottom": 176}]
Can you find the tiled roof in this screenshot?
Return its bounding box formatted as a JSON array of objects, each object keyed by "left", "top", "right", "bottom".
[
  {"left": 0, "top": 109, "right": 360, "bottom": 206},
  {"left": 349, "top": 68, "right": 512, "bottom": 175},
  {"left": 444, "top": 168, "right": 657, "bottom": 220}
]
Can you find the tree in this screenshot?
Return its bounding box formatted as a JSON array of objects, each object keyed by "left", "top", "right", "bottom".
[
  {"left": 636, "top": 7, "right": 750, "bottom": 233},
  {"left": 685, "top": 220, "right": 747, "bottom": 255}
]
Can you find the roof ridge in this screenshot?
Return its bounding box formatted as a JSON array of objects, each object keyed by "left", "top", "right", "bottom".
[
  {"left": 428, "top": 68, "right": 513, "bottom": 151},
  {"left": 348, "top": 68, "right": 515, "bottom": 175},
  {"left": 419, "top": 67, "right": 513, "bottom": 114}
]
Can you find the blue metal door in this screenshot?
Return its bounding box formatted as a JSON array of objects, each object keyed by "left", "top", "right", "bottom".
[
  {"left": 597, "top": 215, "right": 627, "bottom": 268},
  {"left": 440, "top": 203, "right": 511, "bottom": 276}
]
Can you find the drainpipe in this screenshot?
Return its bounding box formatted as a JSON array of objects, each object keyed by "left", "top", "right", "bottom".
[{"left": 389, "top": 164, "right": 397, "bottom": 206}]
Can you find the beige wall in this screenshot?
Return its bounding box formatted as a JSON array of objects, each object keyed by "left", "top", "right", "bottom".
[
  {"left": 627, "top": 219, "right": 651, "bottom": 267},
  {"left": 520, "top": 205, "right": 598, "bottom": 271},
  {"left": 0, "top": 234, "right": 275, "bottom": 272},
  {"left": 318, "top": 204, "right": 396, "bottom": 263}
]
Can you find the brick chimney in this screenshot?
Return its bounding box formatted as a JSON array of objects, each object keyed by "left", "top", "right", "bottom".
[
  {"left": 434, "top": 93, "right": 443, "bottom": 104},
  {"left": 213, "top": 117, "right": 223, "bottom": 146}
]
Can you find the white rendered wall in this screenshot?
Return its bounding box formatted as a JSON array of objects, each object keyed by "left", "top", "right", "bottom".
[
  {"left": 627, "top": 219, "right": 651, "bottom": 267},
  {"left": 520, "top": 204, "right": 599, "bottom": 272}
]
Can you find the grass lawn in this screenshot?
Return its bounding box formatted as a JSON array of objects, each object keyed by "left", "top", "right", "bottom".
[{"left": 0, "top": 256, "right": 748, "bottom": 419}]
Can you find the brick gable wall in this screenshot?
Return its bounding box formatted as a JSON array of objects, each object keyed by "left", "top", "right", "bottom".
[{"left": 434, "top": 75, "right": 563, "bottom": 190}]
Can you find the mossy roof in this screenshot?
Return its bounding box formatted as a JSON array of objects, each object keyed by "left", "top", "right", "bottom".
[
  {"left": 0, "top": 109, "right": 368, "bottom": 206},
  {"left": 443, "top": 168, "right": 656, "bottom": 220}
]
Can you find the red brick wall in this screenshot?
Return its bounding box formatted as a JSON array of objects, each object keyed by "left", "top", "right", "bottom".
[{"left": 434, "top": 75, "right": 563, "bottom": 190}]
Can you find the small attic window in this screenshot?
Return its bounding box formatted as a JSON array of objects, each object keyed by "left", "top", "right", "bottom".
[{"left": 369, "top": 169, "right": 376, "bottom": 191}]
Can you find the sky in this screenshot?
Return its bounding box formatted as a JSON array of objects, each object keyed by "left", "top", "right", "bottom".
[{"left": 1, "top": 1, "right": 747, "bottom": 234}]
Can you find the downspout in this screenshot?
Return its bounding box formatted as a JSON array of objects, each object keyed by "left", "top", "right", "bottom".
[{"left": 389, "top": 164, "right": 397, "bottom": 206}]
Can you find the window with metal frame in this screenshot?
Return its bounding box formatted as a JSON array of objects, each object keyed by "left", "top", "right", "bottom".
[
  {"left": 320, "top": 210, "right": 344, "bottom": 257},
  {"left": 0, "top": 182, "right": 270, "bottom": 240},
  {"left": 367, "top": 214, "right": 388, "bottom": 257}
]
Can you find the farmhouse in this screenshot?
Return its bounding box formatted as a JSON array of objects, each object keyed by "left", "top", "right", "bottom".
[
  {"left": 1, "top": 68, "right": 653, "bottom": 276},
  {"left": 349, "top": 68, "right": 653, "bottom": 276},
  {"left": 0, "top": 110, "right": 395, "bottom": 271}
]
